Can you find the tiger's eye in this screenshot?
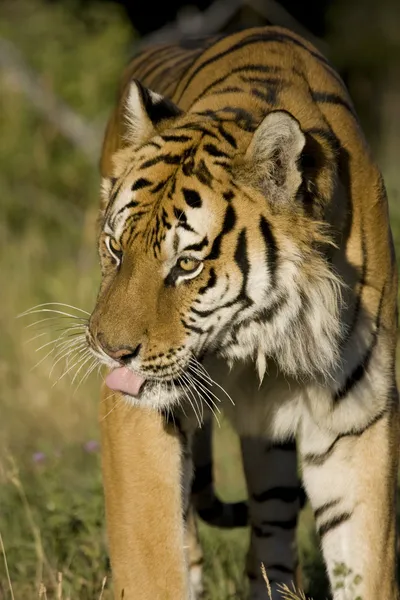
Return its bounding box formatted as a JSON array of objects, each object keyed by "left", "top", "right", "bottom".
[
  {"left": 177, "top": 257, "right": 200, "bottom": 272},
  {"left": 109, "top": 237, "right": 121, "bottom": 253},
  {"left": 106, "top": 235, "right": 123, "bottom": 264}
]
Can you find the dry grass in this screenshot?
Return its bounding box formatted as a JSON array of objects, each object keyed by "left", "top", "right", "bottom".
[{"left": 261, "top": 563, "right": 313, "bottom": 600}]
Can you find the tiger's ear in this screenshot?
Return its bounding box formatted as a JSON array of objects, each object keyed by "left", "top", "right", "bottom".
[
  {"left": 242, "top": 110, "right": 306, "bottom": 202},
  {"left": 124, "top": 79, "right": 183, "bottom": 145}
]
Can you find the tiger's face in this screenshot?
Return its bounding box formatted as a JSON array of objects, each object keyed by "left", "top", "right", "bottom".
[{"left": 88, "top": 80, "right": 343, "bottom": 408}]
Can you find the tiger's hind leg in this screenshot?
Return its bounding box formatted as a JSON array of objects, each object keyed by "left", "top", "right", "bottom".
[
  {"left": 300, "top": 386, "right": 399, "bottom": 600},
  {"left": 240, "top": 437, "right": 302, "bottom": 600},
  {"left": 184, "top": 419, "right": 249, "bottom": 599}
]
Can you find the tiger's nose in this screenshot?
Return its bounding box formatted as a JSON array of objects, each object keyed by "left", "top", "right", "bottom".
[{"left": 97, "top": 333, "right": 142, "bottom": 364}]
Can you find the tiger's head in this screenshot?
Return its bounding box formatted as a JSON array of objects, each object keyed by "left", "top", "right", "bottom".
[{"left": 88, "top": 80, "right": 343, "bottom": 409}]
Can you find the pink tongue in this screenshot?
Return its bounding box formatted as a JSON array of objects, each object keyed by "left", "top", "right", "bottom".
[{"left": 105, "top": 367, "right": 145, "bottom": 397}]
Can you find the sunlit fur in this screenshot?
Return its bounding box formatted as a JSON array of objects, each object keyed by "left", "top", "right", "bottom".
[{"left": 91, "top": 27, "right": 399, "bottom": 600}]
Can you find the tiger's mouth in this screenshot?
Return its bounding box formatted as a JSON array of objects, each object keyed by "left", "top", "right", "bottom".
[
  {"left": 105, "top": 365, "right": 185, "bottom": 398},
  {"left": 105, "top": 366, "right": 146, "bottom": 397}
]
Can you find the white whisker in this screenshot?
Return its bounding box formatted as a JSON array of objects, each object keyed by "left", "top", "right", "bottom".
[
  {"left": 178, "top": 374, "right": 202, "bottom": 427},
  {"left": 73, "top": 357, "right": 99, "bottom": 393},
  {"left": 179, "top": 371, "right": 204, "bottom": 422},
  {"left": 72, "top": 354, "right": 97, "bottom": 386},
  {"left": 186, "top": 369, "right": 222, "bottom": 408},
  {"left": 35, "top": 331, "right": 85, "bottom": 354},
  {"left": 184, "top": 371, "right": 221, "bottom": 426},
  {"left": 23, "top": 332, "right": 48, "bottom": 345},
  {"left": 18, "top": 302, "right": 90, "bottom": 317},
  {"left": 189, "top": 355, "right": 213, "bottom": 382},
  {"left": 52, "top": 349, "right": 92, "bottom": 386},
  {"left": 24, "top": 315, "right": 86, "bottom": 330},
  {"left": 173, "top": 378, "right": 201, "bottom": 427},
  {"left": 18, "top": 308, "right": 87, "bottom": 320},
  {"left": 188, "top": 359, "right": 235, "bottom": 406},
  {"left": 49, "top": 339, "right": 87, "bottom": 375}
]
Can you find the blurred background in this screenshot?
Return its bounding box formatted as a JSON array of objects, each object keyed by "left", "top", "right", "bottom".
[{"left": 1, "top": 0, "right": 400, "bottom": 598}]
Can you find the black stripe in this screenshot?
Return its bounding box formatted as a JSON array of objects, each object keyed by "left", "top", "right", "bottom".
[
  {"left": 270, "top": 440, "right": 296, "bottom": 452},
  {"left": 340, "top": 223, "right": 367, "bottom": 349},
  {"left": 234, "top": 229, "right": 250, "bottom": 295},
  {"left": 213, "top": 106, "right": 256, "bottom": 131},
  {"left": 230, "top": 501, "right": 249, "bottom": 528},
  {"left": 190, "top": 63, "right": 281, "bottom": 105},
  {"left": 128, "top": 45, "right": 167, "bottom": 76},
  {"left": 191, "top": 292, "right": 245, "bottom": 317},
  {"left": 253, "top": 515, "right": 298, "bottom": 537},
  {"left": 192, "top": 463, "right": 212, "bottom": 494},
  {"left": 199, "top": 268, "right": 216, "bottom": 294},
  {"left": 253, "top": 526, "right": 273, "bottom": 538},
  {"left": 161, "top": 134, "right": 192, "bottom": 143},
  {"left": 149, "top": 51, "right": 200, "bottom": 89},
  {"left": 318, "top": 511, "right": 352, "bottom": 538},
  {"left": 190, "top": 305, "right": 217, "bottom": 318},
  {"left": 178, "top": 123, "right": 220, "bottom": 141},
  {"left": 250, "top": 86, "right": 278, "bottom": 106},
  {"left": 334, "top": 284, "right": 385, "bottom": 401},
  {"left": 177, "top": 30, "right": 332, "bottom": 101},
  {"left": 140, "top": 153, "right": 181, "bottom": 169},
  {"left": 183, "top": 236, "right": 208, "bottom": 252},
  {"left": 210, "top": 85, "right": 243, "bottom": 96},
  {"left": 203, "top": 143, "right": 230, "bottom": 158},
  {"left": 259, "top": 216, "right": 278, "bottom": 287},
  {"left": 260, "top": 516, "right": 298, "bottom": 530},
  {"left": 114, "top": 200, "right": 139, "bottom": 217},
  {"left": 265, "top": 564, "right": 293, "bottom": 575},
  {"left": 223, "top": 190, "right": 235, "bottom": 202},
  {"left": 135, "top": 47, "right": 187, "bottom": 84},
  {"left": 213, "top": 160, "right": 231, "bottom": 172},
  {"left": 195, "top": 159, "right": 213, "bottom": 187},
  {"left": 311, "top": 91, "right": 356, "bottom": 118},
  {"left": 240, "top": 75, "right": 283, "bottom": 86},
  {"left": 314, "top": 498, "right": 341, "bottom": 521},
  {"left": 181, "top": 318, "right": 208, "bottom": 335},
  {"left": 302, "top": 409, "right": 387, "bottom": 467},
  {"left": 151, "top": 179, "right": 169, "bottom": 193},
  {"left": 217, "top": 124, "right": 237, "bottom": 148},
  {"left": 253, "top": 485, "right": 299, "bottom": 504},
  {"left": 206, "top": 204, "right": 236, "bottom": 260},
  {"left": 197, "top": 499, "right": 248, "bottom": 528},
  {"left": 141, "top": 140, "right": 162, "bottom": 151},
  {"left": 131, "top": 177, "right": 152, "bottom": 191},
  {"left": 183, "top": 188, "right": 202, "bottom": 208}
]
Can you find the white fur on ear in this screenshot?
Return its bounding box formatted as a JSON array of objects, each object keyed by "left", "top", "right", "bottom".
[
  {"left": 124, "top": 80, "right": 182, "bottom": 146},
  {"left": 124, "top": 81, "right": 154, "bottom": 145},
  {"left": 247, "top": 110, "right": 306, "bottom": 200}
]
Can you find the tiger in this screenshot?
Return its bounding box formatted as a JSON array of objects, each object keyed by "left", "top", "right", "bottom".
[{"left": 87, "top": 26, "right": 399, "bottom": 600}]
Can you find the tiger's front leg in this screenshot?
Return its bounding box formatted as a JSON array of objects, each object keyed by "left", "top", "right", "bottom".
[
  {"left": 299, "top": 388, "right": 399, "bottom": 600},
  {"left": 99, "top": 385, "right": 190, "bottom": 600}
]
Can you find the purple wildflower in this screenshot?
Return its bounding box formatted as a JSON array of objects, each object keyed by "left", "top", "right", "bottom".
[
  {"left": 32, "top": 452, "right": 46, "bottom": 463},
  {"left": 83, "top": 440, "right": 100, "bottom": 453}
]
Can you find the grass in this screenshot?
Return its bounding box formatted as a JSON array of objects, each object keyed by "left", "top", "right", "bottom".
[{"left": 0, "top": 1, "right": 399, "bottom": 598}]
